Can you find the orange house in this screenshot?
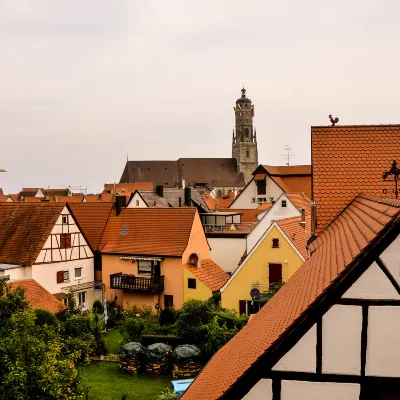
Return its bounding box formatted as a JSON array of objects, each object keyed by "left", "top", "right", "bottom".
[{"left": 98, "top": 207, "right": 227, "bottom": 310}]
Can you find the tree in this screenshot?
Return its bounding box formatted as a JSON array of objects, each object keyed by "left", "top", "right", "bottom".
[{"left": 0, "top": 309, "right": 84, "bottom": 399}]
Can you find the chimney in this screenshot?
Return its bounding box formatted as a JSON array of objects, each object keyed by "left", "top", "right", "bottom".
[
  {"left": 300, "top": 208, "right": 306, "bottom": 229},
  {"left": 184, "top": 187, "right": 191, "bottom": 206},
  {"left": 311, "top": 200, "right": 317, "bottom": 235},
  {"left": 115, "top": 195, "right": 127, "bottom": 216},
  {"left": 155, "top": 185, "right": 164, "bottom": 197}
]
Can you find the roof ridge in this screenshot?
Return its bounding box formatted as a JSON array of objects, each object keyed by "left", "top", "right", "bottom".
[{"left": 312, "top": 124, "right": 400, "bottom": 129}]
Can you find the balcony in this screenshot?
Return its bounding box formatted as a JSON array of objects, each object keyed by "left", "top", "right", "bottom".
[
  {"left": 110, "top": 273, "right": 164, "bottom": 293},
  {"left": 203, "top": 223, "right": 257, "bottom": 234}
]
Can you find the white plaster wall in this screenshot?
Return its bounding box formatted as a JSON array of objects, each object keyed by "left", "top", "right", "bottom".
[
  {"left": 242, "top": 379, "right": 272, "bottom": 400},
  {"left": 366, "top": 306, "right": 400, "bottom": 377},
  {"left": 266, "top": 176, "right": 286, "bottom": 202},
  {"left": 127, "top": 192, "right": 148, "bottom": 208},
  {"left": 342, "top": 262, "right": 400, "bottom": 300},
  {"left": 0, "top": 266, "right": 32, "bottom": 280},
  {"left": 230, "top": 180, "right": 259, "bottom": 209},
  {"left": 281, "top": 380, "right": 360, "bottom": 400},
  {"left": 322, "top": 305, "right": 362, "bottom": 375},
  {"left": 208, "top": 237, "right": 246, "bottom": 273},
  {"left": 380, "top": 234, "right": 400, "bottom": 287},
  {"left": 31, "top": 258, "right": 94, "bottom": 294},
  {"left": 247, "top": 201, "right": 300, "bottom": 252},
  {"left": 273, "top": 324, "right": 316, "bottom": 373}
]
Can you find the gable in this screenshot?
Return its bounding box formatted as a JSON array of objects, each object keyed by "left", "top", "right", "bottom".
[
  {"left": 35, "top": 206, "right": 93, "bottom": 264},
  {"left": 127, "top": 191, "right": 148, "bottom": 208}
]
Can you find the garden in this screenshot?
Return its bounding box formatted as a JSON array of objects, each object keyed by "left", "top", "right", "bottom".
[{"left": 0, "top": 280, "right": 251, "bottom": 400}]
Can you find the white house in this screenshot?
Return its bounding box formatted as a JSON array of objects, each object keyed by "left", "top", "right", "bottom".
[
  {"left": 0, "top": 203, "right": 99, "bottom": 310},
  {"left": 183, "top": 194, "right": 400, "bottom": 400},
  {"left": 229, "top": 165, "right": 312, "bottom": 210}
]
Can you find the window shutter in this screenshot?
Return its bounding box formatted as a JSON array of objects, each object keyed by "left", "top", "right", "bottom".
[
  {"left": 56, "top": 271, "right": 64, "bottom": 284},
  {"left": 239, "top": 300, "right": 246, "bottom": 316},
  {"left": 66, "top": 234, "right": 71, "bottom": 248}
]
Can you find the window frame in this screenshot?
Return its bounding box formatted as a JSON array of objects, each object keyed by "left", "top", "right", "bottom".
[
  {"left": 75, "top": 266, "right": 83, "bottom": 279},
  {"left": 138, "top": 260, "right": 153, "bottom": 276},
  {"left": 188, "top": 278, "right": 197, "bottom": 289},
  {"left": 281, "top": 200, "right": 287, "bottom": 208},
  {"left": 63, "top": 270, "right": 70, "bottom": 282},
  {"left": 164, "top": 294, "right": 174, "bottom": 309},
  {"left": 78, "top": 291, "right": 87, "bottom": 308},
  {"left": 60, "top": 233, "right": 72, "bottom": 249}
]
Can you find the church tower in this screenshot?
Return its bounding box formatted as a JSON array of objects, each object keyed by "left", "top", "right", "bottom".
[{"left": 232, "top": 87, "right": 258, "bottom": 184}]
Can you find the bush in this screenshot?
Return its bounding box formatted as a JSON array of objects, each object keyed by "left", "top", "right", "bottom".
[
  {"left": 215, "top": 310, "right": 248, "bottom": 330},
  {"left": 159, "top": 308, "right": 176, "bottom": 326},
  {"left": 63, "top": 314, "right": 92, "bottom": 336},
  {"left": 157, "top": 388, "right": 179, "bottom": 400},
  {"left": 34, "top": 308, "right": 59, "bottom": 329},
  {"left": 92, "top": 300, "right": 103, "bottom": 314},
  {"left": 119, "top": 308, "right": 160, "bottom": 343}
]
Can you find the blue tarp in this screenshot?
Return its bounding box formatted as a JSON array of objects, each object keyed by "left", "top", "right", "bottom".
[{"left": 171, "top": 379, "right": 194, "bottom": 396}]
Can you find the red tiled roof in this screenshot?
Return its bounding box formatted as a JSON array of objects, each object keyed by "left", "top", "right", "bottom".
[
  {"left": 184, "top": 258, "right": 229, "bottom": 291},
  {"left": 0, "top": 188, "right": 7, "bottom": 202},
  {"left": 99, "top": 208, "right": 196, "bottom": 257},
  {"left": 68, "top": 203, "right": 114, "bottom": 251},
  {"left": 0, "top": 203, "right": 65, "bottom": 266},
  {"left": 257, "top": 203, "right": 273, "bottom": 211},
  {"left": 312, "top": 125, "right": 400, "bottom": 235},
  {"left": 276, "top": 215, "right": 311, "bottom": 259},
  {"left": 286, "top": 192, "right": 311, "bottom": 213},
  {"left": 84, "top": 194, "right": 115, "bottom": 202},
  {"left": 261, "top": 165, "right": 312, "bottom": 198},
  {"left": 201, "top": 192, "right": 235, "bottom": 211},
  {"left": 103, "top": 182, "right": 154, "bottom": 194},
  {"left": 218, "top": 208, "right": 260, "bottom": 223},
  {"left": 9, "top": 279, "right": 66, "bottom": 314},
  {"left": 183, "top": 194, "right": 400, "bottom": 399}
]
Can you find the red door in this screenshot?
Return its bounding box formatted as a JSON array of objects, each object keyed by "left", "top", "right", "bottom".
[{"left": 269, "top": 264, "right": 282, "bottom": 285}]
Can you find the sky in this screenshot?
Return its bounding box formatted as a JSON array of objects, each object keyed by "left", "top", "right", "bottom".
[{"left": 1, "top": 0, "right": 400, "bottom": 194}]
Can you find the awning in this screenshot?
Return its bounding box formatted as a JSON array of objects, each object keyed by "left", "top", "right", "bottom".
[
  {"left": 254, "top": 174, "right": 266, "bottom": 181},
  {"left": 120, "top": 256, "right": 164, "bottom": 262},
  {"left": 61, "top": 280, "right": 103, "bottom": 291}
]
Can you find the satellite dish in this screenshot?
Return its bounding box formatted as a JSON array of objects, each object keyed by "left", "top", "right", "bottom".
[
  {"left": 250, "top": 288, "right": 260, "bottom": 301},
  {"left": 189, "top": 253, "right": 199, "bottom": 267}
]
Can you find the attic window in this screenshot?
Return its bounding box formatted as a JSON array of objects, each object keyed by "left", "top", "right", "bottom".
[
  {"left": 62, "top": 215, "right": 68, "bottom": 224},
  {"left": 272, "top": 238, "right": 279, "bottom": 248},
  {"left": 120, "top": 225, "right": 128, "bottom": 236},
  {"left": 60, "top": 234, "right": 71, "bottom": 249},
  {"left": 281, "top": 200, "right": 287, "bottom": 208},
  {"left": 188, "top": 278, "right": 196, "bottom": 289}
]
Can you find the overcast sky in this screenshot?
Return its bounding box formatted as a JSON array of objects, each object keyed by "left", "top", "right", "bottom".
[{"left": 1, "top": 0, "right": 400, "bottom": 194}]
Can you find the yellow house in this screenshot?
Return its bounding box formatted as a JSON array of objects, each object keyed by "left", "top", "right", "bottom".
[{"left": 220, "top": 215, "right": 310, "bottom": 314}]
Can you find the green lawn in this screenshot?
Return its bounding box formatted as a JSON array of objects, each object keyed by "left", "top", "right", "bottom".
[
  {"left": 80, "top": 362, "right": 172, "bottom": 400},
  {"left": 105, "top": 328, "right": 123, "bottom": 355}
]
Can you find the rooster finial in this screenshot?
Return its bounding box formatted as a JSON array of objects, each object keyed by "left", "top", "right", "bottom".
[{"left": 329, "top": 114, "right": 339, "bottom": 126}]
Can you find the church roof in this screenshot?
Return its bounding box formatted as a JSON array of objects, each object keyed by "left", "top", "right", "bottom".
[{"left": 120, "top": 158, "right": 245, "bottom": 188}]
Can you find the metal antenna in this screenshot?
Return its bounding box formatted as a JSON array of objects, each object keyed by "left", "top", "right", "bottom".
[{"left": 283, "top": 143, "right": 294, "bottom": 166}]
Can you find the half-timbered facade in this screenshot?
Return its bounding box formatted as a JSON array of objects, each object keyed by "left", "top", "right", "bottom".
[
  {"left": 183, "top": 195, "right": 400, "bottom": 400},
  {"left": 0, "top": 203, "right": 98, "bottom": 310}
]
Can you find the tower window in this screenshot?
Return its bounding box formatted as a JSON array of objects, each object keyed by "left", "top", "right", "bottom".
[
  {"left": 246, "top": 150, "right": 250, "bottom": 158},
  {"left": 245, "top": 128, "right": 249, "bottom": 138}
]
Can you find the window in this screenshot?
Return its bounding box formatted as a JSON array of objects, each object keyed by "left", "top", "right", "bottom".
[
  {"left": 78, "top": 291, "right": 87, "bottom": 308},
  {"left": 251, "top": 198, "right": 256, "bottom": 203},
  {"left": 239, "top": 300, "right": 264, "bottom": 316},
  {"left": 272, "top": 238, "right": 279, "bottom": 248},
  {"left": 60, "top": 234, "right": 71, "bottom": 249},
  {"left": 245, "top": 128, "right": 249, "bottom": 138},
  {"left": 281, "top": 200, "right": 287, "bottom": 208},
  {"left": 57, "top": 270, "right": 69, "bottom": 283},
  {"left": 257, "top": 197, "right": 267, "bottom": 203},
  {"left": 164, "top": 295, "right": 174, "bottom": 308},
  {"left": 75, "top": 267, "right": 82, "bottom": 279},
  {"left": 135, "top": 200, "right": 139, "bottom": 206},
  {"left": 188, "top": 278, "right": 196, "bottom": 289},
  {"left": 269, "top": 264, "right": 283, "bottom": 285},
  {"left": 246, "top": 150, "right": 250, "bottom": 158},
  {"left": 138, "top": 260, "right": 153, "bottom": 276},
  {"left": 257, "top": 179, "right": 266, "bottom": 195},
  {"left": 62, "top": 215, "right": 68, "bottom": 224},
  {"left": 217, "top": 190, "right": 222, "bottom": 198}
]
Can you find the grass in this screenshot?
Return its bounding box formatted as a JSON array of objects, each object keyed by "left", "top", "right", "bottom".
[
  {"left": 80, "top": 362, "right": 172, "bottom": 400},
  {"left": 105, "top": 328, "right": 123, "bottom": 355}
]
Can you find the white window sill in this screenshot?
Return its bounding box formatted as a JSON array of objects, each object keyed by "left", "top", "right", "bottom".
[{"left": 74, "top": 277, "right": 83, "bottom": 281}]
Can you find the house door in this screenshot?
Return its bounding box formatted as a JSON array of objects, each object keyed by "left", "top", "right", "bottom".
[
  {"left": 153, "top": 263, "right": 161, "bottom": 278},
  {"left": 269, "top": 263, "right": 282, "bottom": 285}
]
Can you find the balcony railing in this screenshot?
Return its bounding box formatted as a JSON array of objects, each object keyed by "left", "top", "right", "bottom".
[
  {"left": 110, "top": 274, "right": 164, "bottom": 293},
  {"left": 203, "top": 223, "right": 257, "bottom": 234}
]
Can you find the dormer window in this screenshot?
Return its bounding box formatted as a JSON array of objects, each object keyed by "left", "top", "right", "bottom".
[
  {"left": 272, "top": 238, "right": 279, "bottom": 248},
  {"left": 281, "top": 200, "right": 287, "bottom": 208}
]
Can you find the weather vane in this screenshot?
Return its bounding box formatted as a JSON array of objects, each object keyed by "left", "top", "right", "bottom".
[
  {"left": 329, "top": 114, "right": 339, "bottom": 126},
  {"left": 383, "top": 160, "right": 400, "bottom": 199}
]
